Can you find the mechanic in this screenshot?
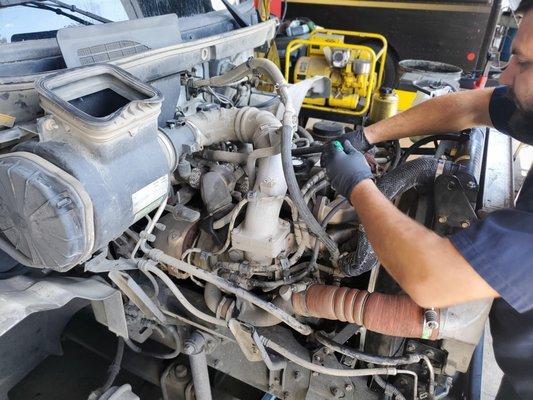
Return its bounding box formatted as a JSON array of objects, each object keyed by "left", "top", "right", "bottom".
[{"left": 321, "top": 1, "right": 533, "bottom": 398}]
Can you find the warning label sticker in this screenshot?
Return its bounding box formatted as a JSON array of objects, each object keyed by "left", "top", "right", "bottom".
[{"left": 132, "top": 175, "right": 169, "bottom": 216}]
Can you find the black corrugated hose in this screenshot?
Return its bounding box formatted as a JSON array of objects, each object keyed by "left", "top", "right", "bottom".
[{"left": 339, "top": 157, "right": 461, "bottom": 276}]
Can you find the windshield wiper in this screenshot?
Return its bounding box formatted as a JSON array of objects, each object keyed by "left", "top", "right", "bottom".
[
  {"left": 13, "top": 0, "right": 112, "bottom": 26},
  {"left": 45, "top": 0, "right": 111, "bottom": 23}
]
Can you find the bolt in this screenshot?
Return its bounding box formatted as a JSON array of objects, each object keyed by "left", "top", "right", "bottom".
[
  {"left": 345, "top": 383, "right": 354, "bottom": 392},
  {"left": 406, "top": 343, "right": 416, "bottom": 352},
  {"left": 330, "top": 387, "right": 343, "bottom": 398},
  {"left": 467, "top": 181, "right": 476, "bottom": 189},
  {"left": 461, "top": 221, "right": 471, "bottom": 228},
  {"left": 447, "top": 181, "right": 456, "bottom": 190},
  {"left": 273, "top": 377, "right": 280, "bottom": 385},
  {"left": 293, "top": 370, "right": 301, "bottom": 380},
  {"left": 183, "top": 342, "right": 195, "bottom": 354},
  {"left": 312, "top": 371, "right": 319, "bottom": 377},
  {"left": 282, "top": 391, "right": 290, "bottom": 399},
  {"left": 313, "top": 354, "right": 322, "bottom": 363},
  {"left": 424, "top": 349, "right": 435, "bottom": 358},
  {"left": 323, "top": 347, "right": 332, "bottom": 355},
  {"left": 174, "top": 364, "right": 188, "bottom": 379},
  {"left": 251, "top": 345, "right": 259, "bottom": 354},
  {"left": 438, "top": 216, "right": 447, "bottom": 224},
  {"left": 424, "top": 308, "right": 439, "bottom": 330}
]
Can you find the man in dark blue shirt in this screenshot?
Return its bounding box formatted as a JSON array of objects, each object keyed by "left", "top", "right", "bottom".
[{"left": 322, "top": 1, "right": 533, "bottom": 398}]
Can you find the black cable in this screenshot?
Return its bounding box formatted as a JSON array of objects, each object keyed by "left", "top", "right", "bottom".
[{"left": 397, "top": 134, "right": 468, "bottom": 166}]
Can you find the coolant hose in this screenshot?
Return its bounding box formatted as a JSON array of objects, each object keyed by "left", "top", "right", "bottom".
[
  {"left": 339, "top": 157, "right": 459, "bottom": 276},
  {"left": 292, "top": 284, "right": 440, "bottom": 340},
  {"left": 282, "top": 126, "right": 340, "bottom": 258}
]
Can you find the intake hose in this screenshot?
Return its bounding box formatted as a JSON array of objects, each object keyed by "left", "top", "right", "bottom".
[
  {"left": 292, "top": 284, "right": 439, "bottom": 340},
  {"left": 339, "top": 157, "right": 460, "bottom": 276}
]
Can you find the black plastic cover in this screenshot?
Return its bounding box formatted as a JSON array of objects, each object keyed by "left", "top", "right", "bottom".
[{"left": 0, "top": 153, "right": 93, "bottom": 271}]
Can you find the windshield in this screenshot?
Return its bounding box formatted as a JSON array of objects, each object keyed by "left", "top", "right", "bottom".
[{"left": 0, "top": 1, "right": 128, "bottom": 43}]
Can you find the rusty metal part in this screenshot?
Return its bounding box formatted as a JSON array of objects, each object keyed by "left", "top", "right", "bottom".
[
  {"left": 153, "top": 213, "right": 198, "bottom": 262},
  {"left": 292, "top": 284, "right": 439, "bottom": 340}
]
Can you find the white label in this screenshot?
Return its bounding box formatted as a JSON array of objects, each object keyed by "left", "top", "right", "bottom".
[{"left": 132, "top": 175, "right": 169, "bottom": 216}]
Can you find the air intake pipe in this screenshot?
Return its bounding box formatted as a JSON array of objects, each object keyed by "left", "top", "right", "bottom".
[
  {"left": 292, "top": 284, "right": 492, "bottom": 347},
  {"left": 292, "top": 284, "right": 440, "bottom": 340}
]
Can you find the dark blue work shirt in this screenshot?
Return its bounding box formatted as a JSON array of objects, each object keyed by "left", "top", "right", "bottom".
[{"left": 450, "top": 86, "right": 533, "bottom": 399}]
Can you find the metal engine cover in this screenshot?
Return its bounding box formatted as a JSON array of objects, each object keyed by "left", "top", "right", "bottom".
[{"left": 0, "top": 152, "right": 93, "bottom": 271}]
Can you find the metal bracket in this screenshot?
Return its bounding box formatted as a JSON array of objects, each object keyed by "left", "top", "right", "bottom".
[
  {"left": 434, "top": 174, "right": 477, "bottom": 233},
  {"left": 228, "top": 319, "right": 263, "bottom": 362},
  {"left": 108, "top": 271, "right": 167, "bottom": 324}
]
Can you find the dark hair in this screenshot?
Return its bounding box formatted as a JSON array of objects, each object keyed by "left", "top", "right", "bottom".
[{"left": 517, "top": 0, "right": 533, "bottom": 14}]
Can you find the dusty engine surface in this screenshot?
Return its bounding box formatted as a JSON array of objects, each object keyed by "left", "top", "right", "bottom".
[{"left": 0, "top": 56, "right": 491, "bottom": 400}]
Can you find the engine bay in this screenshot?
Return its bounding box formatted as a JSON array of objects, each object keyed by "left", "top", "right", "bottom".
[{"left": 0, "top": 15, "right": 493, "bottom": 400}]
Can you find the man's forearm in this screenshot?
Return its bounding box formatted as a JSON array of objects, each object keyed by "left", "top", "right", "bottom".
[
  {"left": 349, "top": 180, "right": 498, "bottom": 308},
  {"left": 364, "top": 88, "right": 494, "bottom": 144}
]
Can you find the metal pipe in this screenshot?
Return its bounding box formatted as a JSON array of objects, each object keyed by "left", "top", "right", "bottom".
[
  {"left": 139, "top": 261, "right": 226, "bottom": 327},
  {"left": 184, "top": 332, "right": 212, "bottom": 400},
  {"left": 260, "top": 336, "right": 396, "bottom": 377},
  {"left": 315, "top": 333, "right": 422, "bottom": 366},
  {"left": 142, "top": 245, "right": 313, "bottom": 335}
]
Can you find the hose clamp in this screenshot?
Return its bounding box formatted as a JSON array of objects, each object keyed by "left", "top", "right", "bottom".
[{"left": 435, "top": 158, "right": 446, "bottom": 179}]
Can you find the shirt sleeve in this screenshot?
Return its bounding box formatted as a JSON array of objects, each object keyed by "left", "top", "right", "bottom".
[
  {"left": 489, "top": 85, "right": 517, "bottom": 136},
  {"left": 449, "top": 209, "right": 533, "bottom": 313}
]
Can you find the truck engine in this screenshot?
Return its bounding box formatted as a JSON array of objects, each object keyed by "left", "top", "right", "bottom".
[{"left": 0, "top": 16, "right": 492, "bottom": 400}]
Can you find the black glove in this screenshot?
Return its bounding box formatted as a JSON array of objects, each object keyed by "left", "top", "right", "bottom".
[
  {"left": 321, "top": 126, "right": 374, "bottom": 168},
  {"left": 344, "top": 125, "right": 373, "bottom": 153},
  {"left": 323, "top": 140, "right": 373, "bottom": 200}
]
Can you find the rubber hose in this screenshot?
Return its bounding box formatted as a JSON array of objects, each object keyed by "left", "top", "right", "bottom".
[
  {"left": 281, "top": 125, "right": 339, "bottom": 258},
  {"left": 339, "top": 157, "right": 459, "bottom": 276}
]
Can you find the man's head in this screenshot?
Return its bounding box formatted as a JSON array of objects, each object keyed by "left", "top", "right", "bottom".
[{"left": 499, "top": 0, "right": 533, "bottom": 139}]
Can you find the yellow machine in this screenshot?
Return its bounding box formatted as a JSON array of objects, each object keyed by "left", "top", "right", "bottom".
[{"left": 284, "top": 29, "right": 388, "bottom": 117}]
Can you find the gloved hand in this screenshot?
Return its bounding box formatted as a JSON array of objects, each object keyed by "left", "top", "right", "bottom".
[
  {"left": 321, "top": 126, "right": 374, "bottom": 168},
  {"left": 344, "top": 125, "right": 373, "bottom": 153},
  {"left": 322, "top": 140, "right": 373, "bottom": 200}
]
